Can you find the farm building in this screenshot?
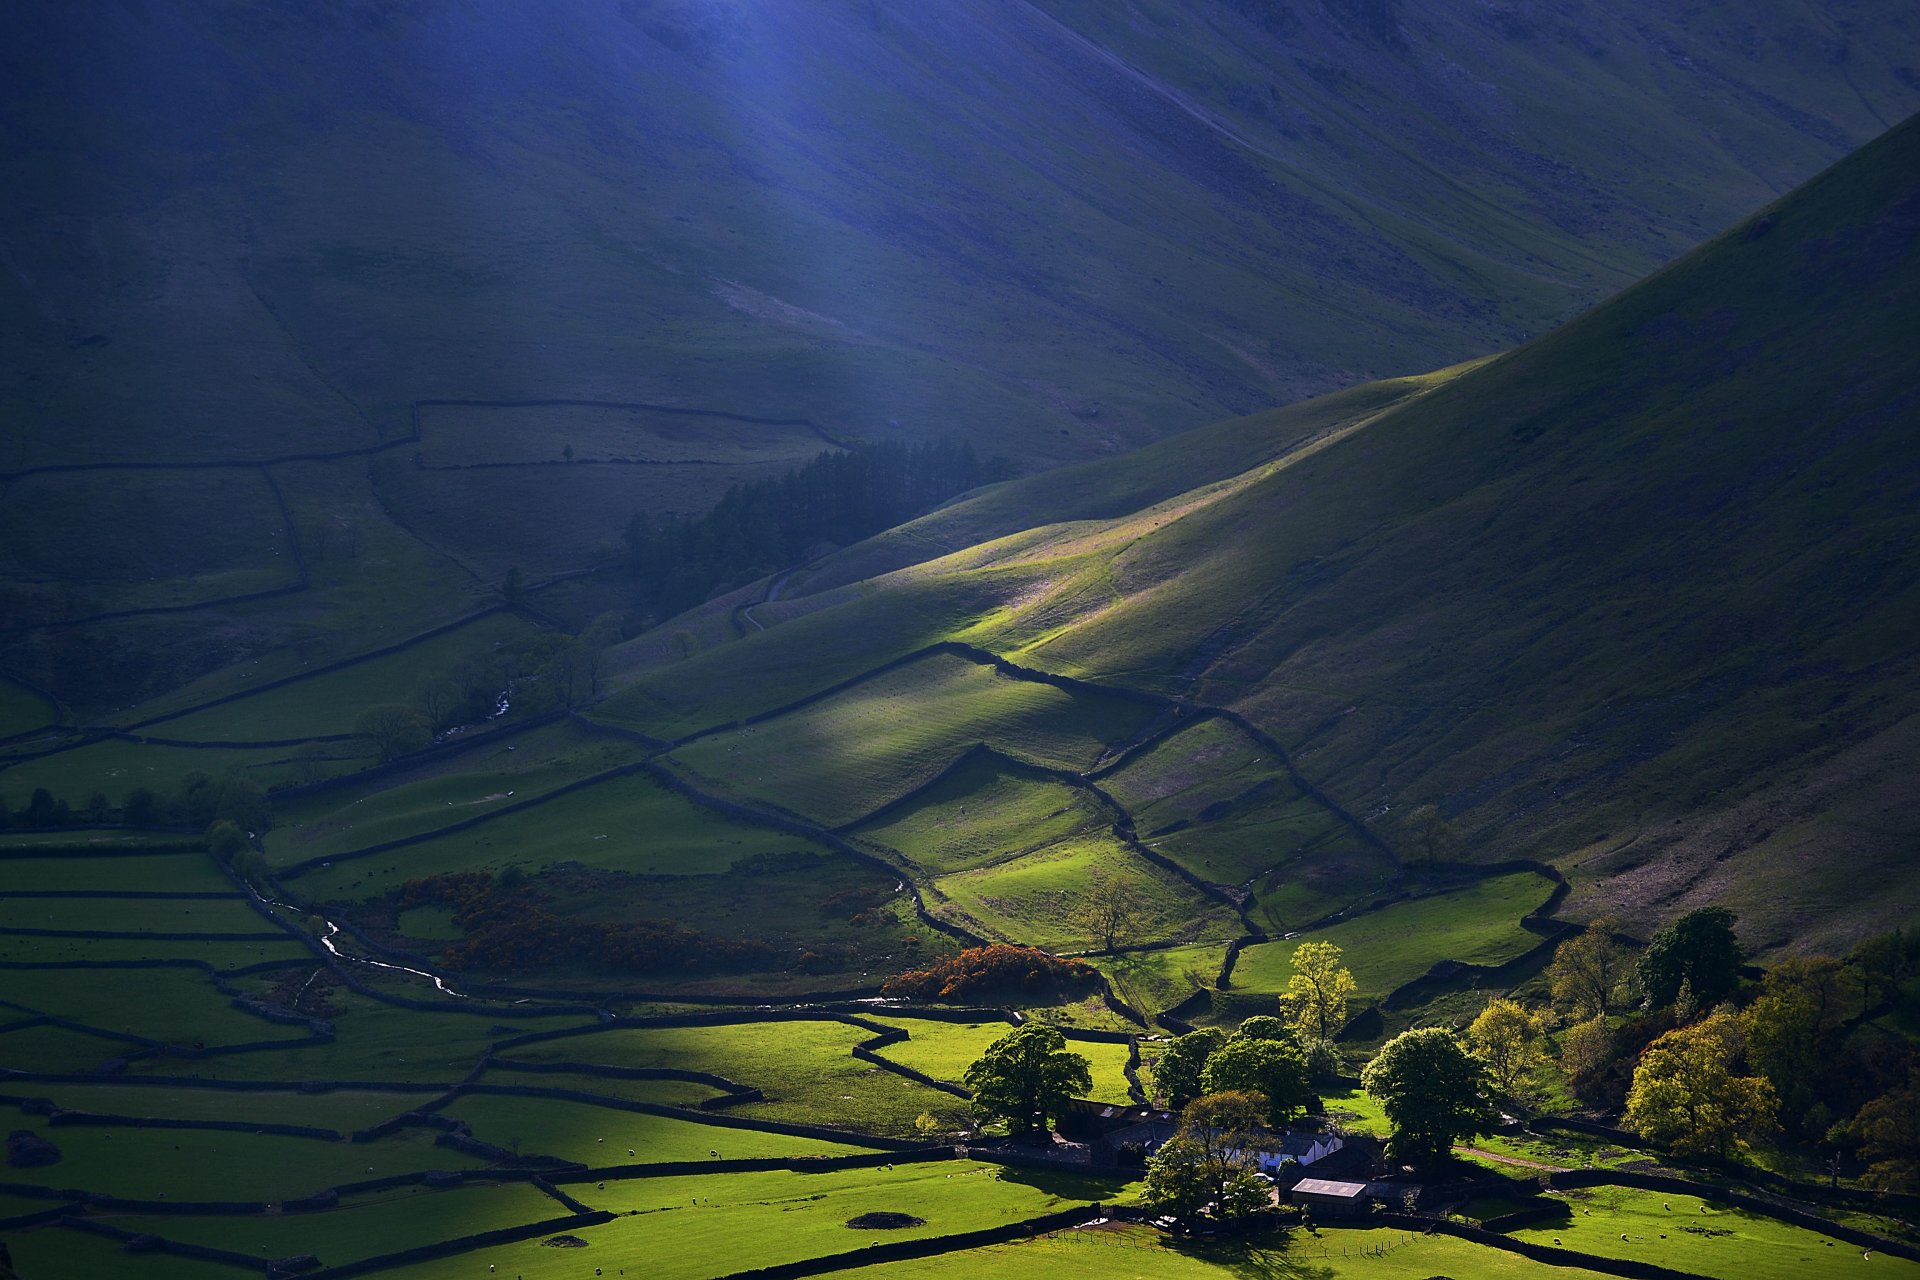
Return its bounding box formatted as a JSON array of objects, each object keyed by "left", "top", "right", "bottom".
[{"left": 1288, "top": 1177, "right": 1397, "bottom": 1217}]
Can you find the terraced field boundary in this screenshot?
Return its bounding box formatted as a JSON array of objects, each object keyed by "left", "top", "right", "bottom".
[{"left": 711, "top": 1203, "right": 1110, "bottom": 1280}]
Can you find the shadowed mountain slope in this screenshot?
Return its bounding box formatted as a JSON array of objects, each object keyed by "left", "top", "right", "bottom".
[{"left": 600, "top": 115, "right": 1920, "bottom": 955}]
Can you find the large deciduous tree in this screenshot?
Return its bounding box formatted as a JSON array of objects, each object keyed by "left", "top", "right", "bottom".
[
  {"left": 1362, "top": 1027, "right": 1498, "bottom": 1164},
  {"left": 1850, "top": 1067, "right": 1920, "bottom": 1193},
  {"left": 1623, "top": 1011, "right": 1777, "bottom": 1159},
  {"left": 1637, "top": 907, "right": 1743, "bottom": 1013},
  {"left": 1201, "top": 1036, "right": 1312, "bottom": 1127},
  {"left": 1467, "top": 997, "right": 1546, "bottom": 1099},
  {"left": 1141, "top": 1091, "right": 1274, "bottom": 1225},
  {"left": 961, "top": 1024, "right": 1091, "bottom": 1138},
  {"left": 1286, "top": 940, "right": 1357, "bottom": 1043},
  {"left": 355, "top": 703, "right": 432, "bottom": 762},
  {"left": 1152, "top": 1028, "right": 1226, "bottom": 1109},
  {"left": 1550, "top": 916, "right": 1629, "bottom": 1018}
]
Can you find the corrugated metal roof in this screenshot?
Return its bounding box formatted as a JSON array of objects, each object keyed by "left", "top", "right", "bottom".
[{"left": 1292, "top": 1178, "right": 1369, "bottom": 1197}]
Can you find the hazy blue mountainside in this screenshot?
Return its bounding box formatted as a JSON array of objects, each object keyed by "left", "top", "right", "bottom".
[
  {"left": 0, "top": 0, "right": 1914, "bottom": 706},
  {"left": 601, "top": 117, "right": 1920, "bottom": 955}
]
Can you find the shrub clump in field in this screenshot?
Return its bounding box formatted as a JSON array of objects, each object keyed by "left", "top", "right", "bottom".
[
  {"left": 396, "top": 871, "right": 779, "bottom": 976},
  {"left": 5, "top": 1130, "right": 61, "bottom": 1168},
  {"left": 845, "top": 1212, "right": 925, "bottom": 1229},
  {"left": 881, "top": 944, "right": 1098, "bottom": 1003}
]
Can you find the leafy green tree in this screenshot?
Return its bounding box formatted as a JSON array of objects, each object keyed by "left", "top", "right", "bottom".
[
  {"left": 214, "top": 777, "right": 271, "bottom": 834},
  {"left": 1286, "top": 940, "right": 1357, "bottom": 1042},
  {"left": 25, "top": 788, "right": 67, "bottom": 828},
  {"left": 1637, "top": 907, "right": 1742, "bottom": 1012},
  {"left": 1550, "top": 916, "right": 1629, "bottom": 1018},
  {"left": 204, "top": 819, "right": 249, "bottom": 861},
  {"left": 1232, "top": 1015, "right": 1299, "bottom": 1045},
  {"left": 1558, "top": 1013, "right": 1617, "bottom": 1105},
  {"left": 1142, "top": 1092, "right": 1273, "bottom": 1225},
  {"left": 1467, "top": 997, "right": 1547, "bottom": 1099},
  {"left": 1850, "top": 931, "right": 1916, "bottom": 1016},
  {"left": 1201, "top": 1036, "right": 1312, "bottom": 1127},
  {"left": 961, "top": 1024, "right": 1092, "bottom": 1138},
  {"left": 1362, "top": 1027, "right": 1497, "bottom": 1164},
  {"left": 1151, "top": 1028, "right": 1225, "bottom": 1109},
  {"left": 1624, "top": 1011, "right": 1776, "bottom": 1159},
  {"left": 1743, "top": 955, "right": 1846, "bottom": 1129},
  {"left": 355, "top": 704, "right": 432, "bottom": 761},
  {"left": 174, "top": 772, "right": 219, "bottom": 825},
  {"left": 1849, "top": 1067, "right": 1920, "bottom": 1193},
  {"left": 84, "top": 791, "right": 111, "bottom": 823},
  {"left": 122, "top": 787, "right": 159, "bottom": 826}
]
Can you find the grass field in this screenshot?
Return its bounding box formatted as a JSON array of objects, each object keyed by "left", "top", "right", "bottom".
[
  {"left": 442, "top": 1092, "right": 867, "bottom": 1164},
  {"left": 265, "top": 720, "right": 643, "bottom": 864},
  {"left": 0, "top": 677, "right": 57, "bottom": 736},
  {"left": 873, "top": 1221, "right": 1624, "bottom": 1279},
  {"left": 379, "top": 1161, "right": 1134, "bottom": 1280},
  {"left": 0, "top": 965, "right": 312, "bottom": 1049},
  {"left": 139, "top": 611, "right": 540, "bottom": 742},
  {"left": 0, "top": 849, "right": 235, "bottom": 892},
  {"left": 0, "top": 1022, "right": 143, "bottom": 1074},
  {"left": 8, "top": 1081, "right": 438, "bottom": 1128},
  {"left": 0, "top": 895, "right": 267, "bottom": 934},
  {"left": 0, "top": 735, "right": 379, "bottom": 808},
  {"left": 7, "top": 1112, "right": 485, "bottom": 1202},
  {"left": 5, "top": 1228, "right": 240, "bottom": 1280},
  {"left": 1513, "top": 1185, "right": 1920, "bottom": 1280},
  {"left": 667, "top": 652, "right": 1159, "bottom": 828},
  {"left": 417, "top": 400, "right": 829, "bottom": 467},
  {"left": 1230, "top": 872, "right": 1559, "bottom": 1005},
  {"left": 932, "top": 832, "right": 1234, "bottom": 953},
  {"left": 499, "top": 1021, "right": 972, "bottom": 1137},
  {"left": 852, "top": 752, "right": 1109, "bottom": 876},
  {"left": 1096, "top": 944, "right": 1231, "bottom": 1021},
  {"left": 0, "top": 467, "right": 297, "bottom": 625},
  {"left": 107, "top": 1182, "right": 566, "bottom": 1270},
  {"left": 288, "top": 769, "right": 836, "bottom": 895},
  {"left": 0, "top": 933, "right": 307, "bottom": 965},
  {"left": 863, "top": 1016, "right": 1134, "bottom": 1103},
  {"left": 476, "top": 1067, "right": 725, "bottom": 1109}
]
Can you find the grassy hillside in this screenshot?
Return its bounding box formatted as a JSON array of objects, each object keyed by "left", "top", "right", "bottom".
[
  {"left": 2, "top": 0, "right": 1914, "bottom": 713},
  {"left": 600, "top": 115, "right": 1920, "bottom": 955}
]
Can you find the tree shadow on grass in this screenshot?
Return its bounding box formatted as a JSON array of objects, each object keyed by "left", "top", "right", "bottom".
[
  {"left": 1163, "top": 1228, "right": 1335, "bottom": 1280},
  {"left": 988, "top": 1165, "right": 1137, "bottom": 1201}
]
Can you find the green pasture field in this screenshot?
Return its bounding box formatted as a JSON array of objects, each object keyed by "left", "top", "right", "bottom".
[
  {"left": 0, "top": 735, "right": 378, "bottom": 809},
  {"left": 0, "top": 933, "right": 307, "bottom": 965},
  {"left": 147, "top": 992, "right": 598, "bottom": 1085},
  {"left": 0, "top": 1022, "right": 138, "bottom": 1074},
  {"left": 852, "top": 753, "right": 1109, "bottom": 876},
  {"left": 864, "top": 1015, "right": 1134, "bottom": 1103},
  {"left": 0, "top": 894, "right": 265, "bottom": 933},
  {"left": 1318, "top": 1086, "right": 1391, "bottom": 1137},
  {"left": 5, "top": 1082, "right": 438, "bottom": 1129},
  {"left": 441, "top": 1092, "right": 868, "bottom": 1163},
  {"left": 395, "top": 904, "right": 461, "bottom": 940},
  {"left": 1230, "top": 872, "right": 1557, "bottom": 1004},
  {"left": 499, "top": 1020, "right": 972, "bottom": 1137},
  {"left": 874, "top": 1220, "right": 1623, "bottom": 1279},
  {"left": 140, "top": 611, "right": 540, "bottom": 742},
  {"left": 290, "top": 769, "right": 833, "bottom": 896},
  {"left": 668, "top": 651, "right": 1159, "bottom": 828},
  {"left": 0, "top": 467, "right": 296, "bottom": 622},
  {"left": 931, "top": 833, "right": 1233, "bottom": 953},
  {"left": 6, "top": 1228, "right": 237, "bottom": 1280},
  {"left": 265, "top": 720, "right": 642, "bottom": 864},
  {"left": 3, "top": 1112, "right": 486, "bottom": 1203},
  {"left": 0, "top": 965, "right": 309, "bottom": 1049},
  {"left": 1096, "top": 943, "right": 1230, "bottom": 1021},
  {"left": 476, "top": 1065, "right": 725, "bottom": 1109},
  {"left": 0, "top": 677, "right": 57, "bottom": 736},
  {"left": 109, "top": 1181, "right": 566, "bottom": 1270},
  {"left": 0, "top": 849, "right": 233, "bottom": 892},
  {"left": 380, "top": 1160, "right": 1135, "bottom": 1280},
  {"left": 1514, "top": 1184, "right": 1920, "bottom": 1280},
  {"left": 1102, "top": 717, "right": 1281, "bottom": 834},
  {"left": 417, "top": 400, "right": 830, "bottom": 467}
]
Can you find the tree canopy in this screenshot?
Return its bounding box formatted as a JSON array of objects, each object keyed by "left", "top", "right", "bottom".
[
  {"left": 1637, "top": 907, "right": 1743, "bottom": 1012},
  {"left": 1467, "top": 997, "right": 1546, "bottom": 1099},
  {"left": 1141, "top": 1091, "right": 1273, "bottom": 1225},
  {"left": 1151, "top": 1028, "right": 1226, "bottom": 1110},
  {"left": 1550, "top": 915, "right": 1629, "bottom": 1018},
  {"left": 1201, "top": 1036, "right": 1312, "bottom": 1127},
  {"left": 1361, "top": 1027, "right": 1497, "bottom": 1164},
  {"left": 961, "top": 1023, "right": 1092, "bottom": 1138},
  {"left": 1623, "top": 1011, "right": 1777, "bottom": 1159},
  {"left": 1285, "top": 940, "right": 1357, "bottom": 1043}
]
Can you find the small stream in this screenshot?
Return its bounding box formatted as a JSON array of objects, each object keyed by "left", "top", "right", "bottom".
[{"left": 270, "top": 901, "right": 467, "bottom": 999}]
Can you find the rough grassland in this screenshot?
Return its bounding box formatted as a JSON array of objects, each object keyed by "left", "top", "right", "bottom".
[
  {"left": 852, "top": 752, "right": 1109, "bottom": 876},
  {"left": 0, "top": 735, "right": 378, "bottom": 808},
  {"left": 141, "top": 611, "right": 539, "bottom": 741},
  {"left": 669, "top": 652, "right": 1158, "bottom": 828},
  {"left": 1097, "top": 942, "right": 1234, "bottom": 1020},
  {"left": 0, "top": 849, "right": 237, "bottom": 893},
  {"left": 0, "top": 965, "right": 309, "bottom": 1049},
  {"left": 0, "top": 676, "right": 56, "bottom": 735},
  {"left": 1230, "top": 872, "right": 1558, "bottom": 1003},
  {"left": 291, "top": 770, "right": 837, "bottom": 895},
  {"left": 7, "top": 1229, "right": 229, "bottom": 1280},
  {"left": 932, "top": 832, "right": 1235, "bottom": 953},
  {"left": 13, "top": 1082, "right": 440, "bottom": 1129}
]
